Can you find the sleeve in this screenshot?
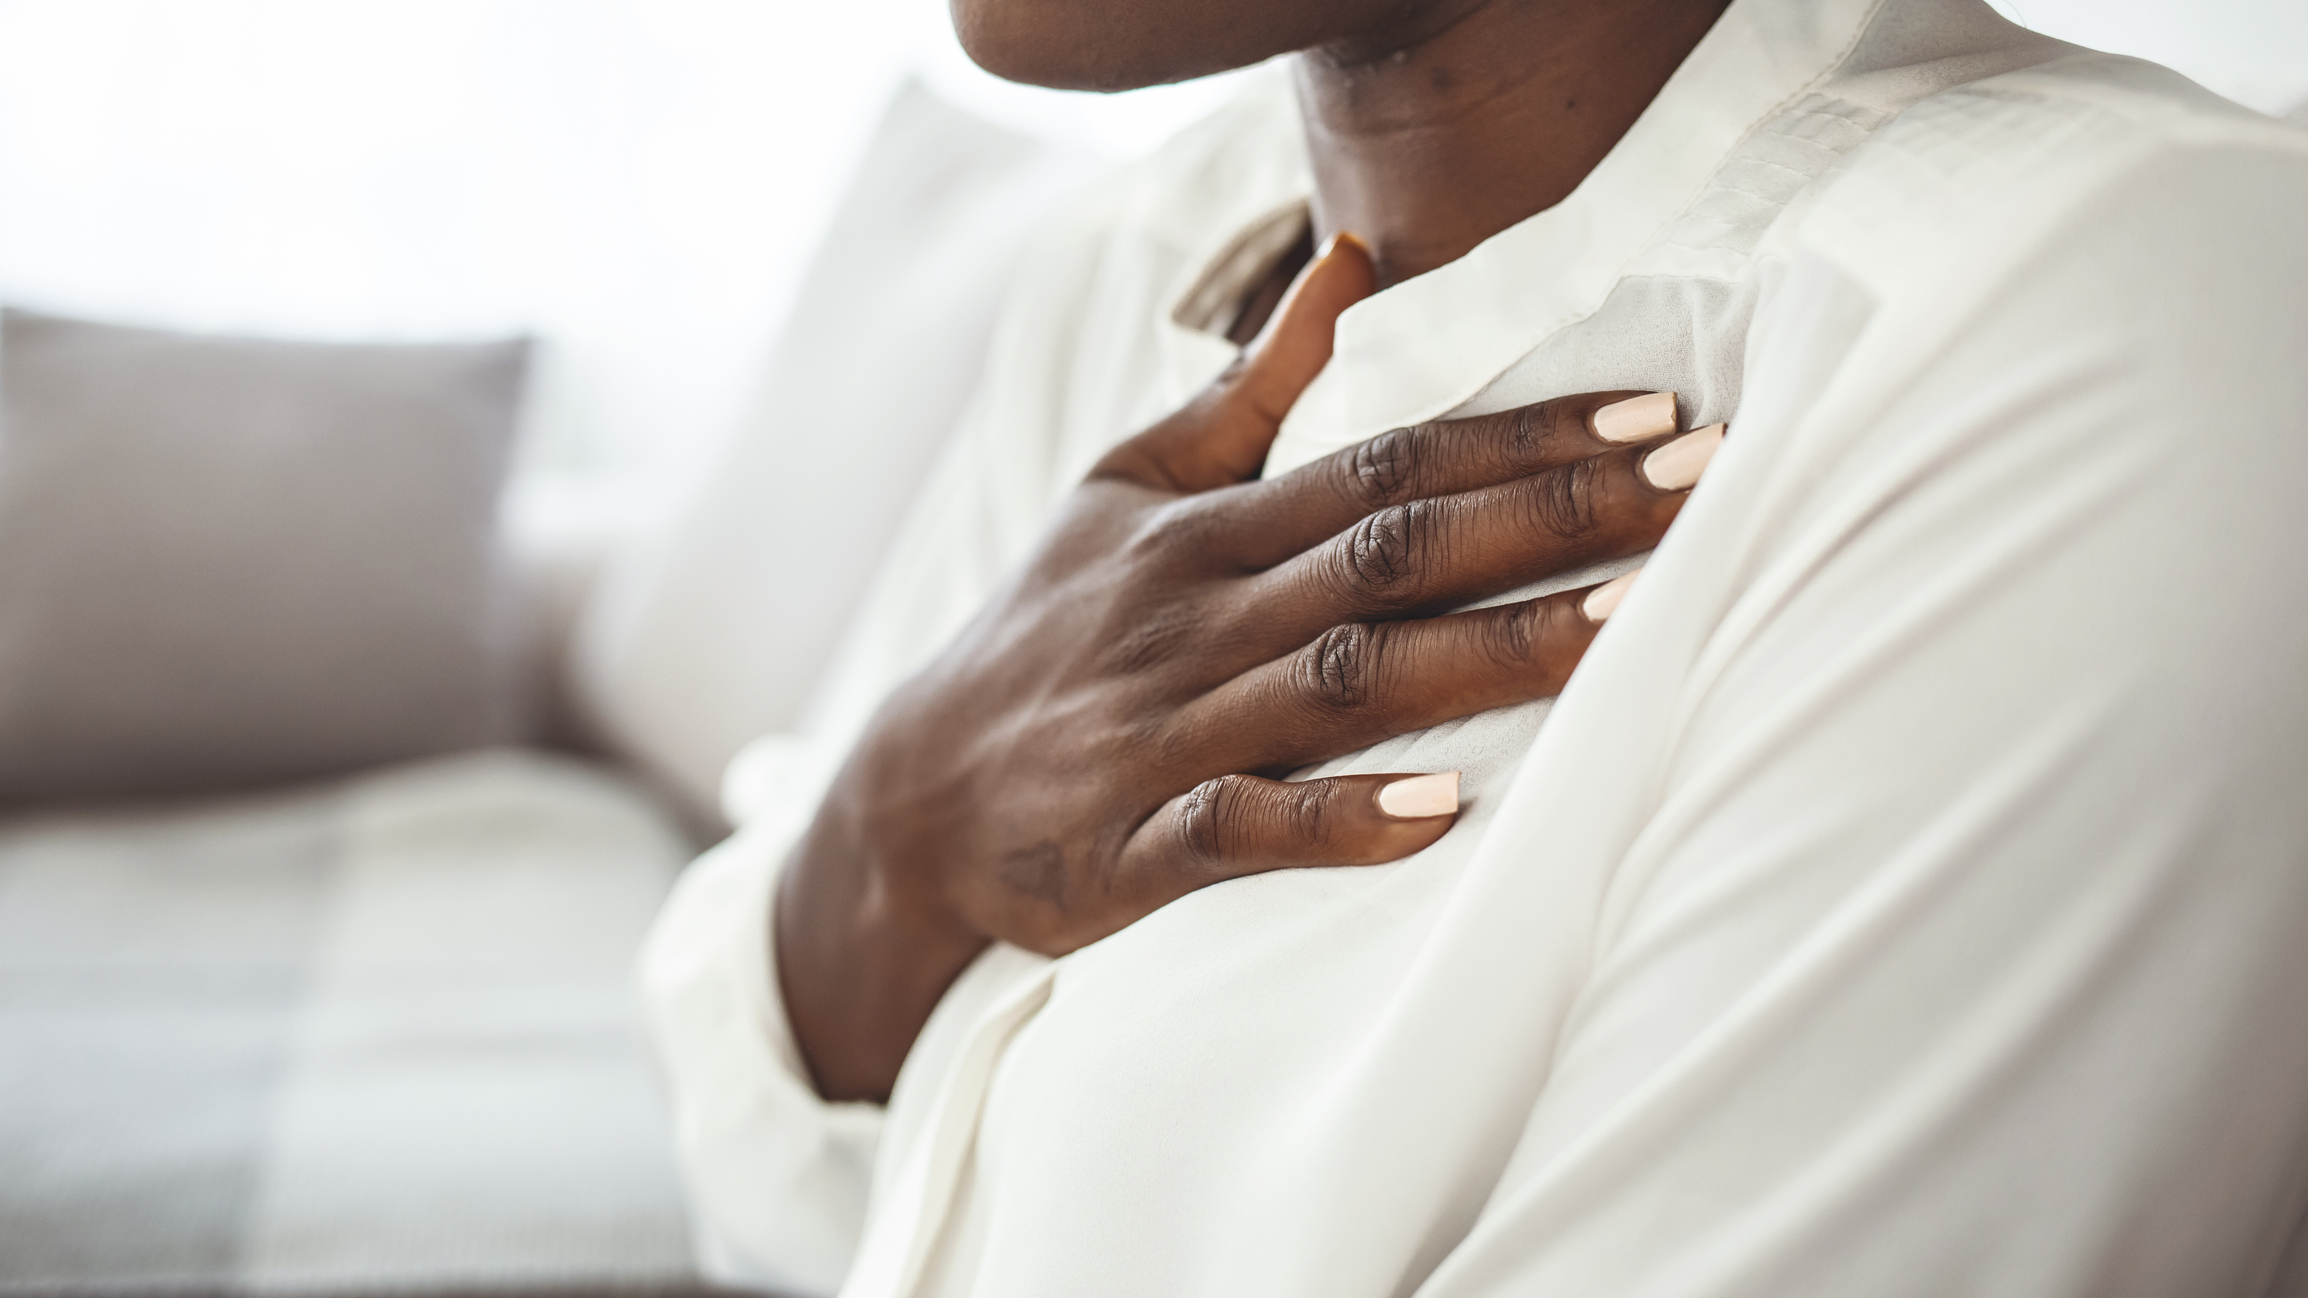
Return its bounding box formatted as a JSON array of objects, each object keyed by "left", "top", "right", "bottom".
[
  {"left": 1416, "top": 133, "right": 2308, "bottom": 1295},
  {"left": 636, "top": 738, "right": 882, "bottom": 1298}
]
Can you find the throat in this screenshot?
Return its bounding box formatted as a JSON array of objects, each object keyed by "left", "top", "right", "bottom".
[{"left": 1295, "top": 0, "right": 1733, "bottom": 290}]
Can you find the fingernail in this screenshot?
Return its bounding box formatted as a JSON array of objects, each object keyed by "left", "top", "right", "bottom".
[
  {"left": 1642, "top": 422, "right": 1725, "bottom": 491},
  {"left": 1582, "top": 569, "right": 1642, "bottom": 623},
  {"left": 1593, "top": 392, "right": 1678, "bottom": 443},
  {"left": 1377, "top": 772, "right": 1460, "bottom": 819},
  {"left": 1319, "top": 230, "right": 1371, "bottom": 261}
]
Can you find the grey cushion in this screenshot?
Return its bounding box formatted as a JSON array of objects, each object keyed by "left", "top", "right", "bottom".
[{"left": 0, "top": 309, "right": 531, "bottom": 802}]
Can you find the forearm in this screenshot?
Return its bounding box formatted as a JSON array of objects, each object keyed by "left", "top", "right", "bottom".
[{"left": 774, "top": 773, "right": 991, "bottom": 1104}]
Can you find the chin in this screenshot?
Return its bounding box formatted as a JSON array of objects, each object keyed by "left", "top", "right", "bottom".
[{"left": 949, "top": 0, "right": 1302, "bottom": 93}]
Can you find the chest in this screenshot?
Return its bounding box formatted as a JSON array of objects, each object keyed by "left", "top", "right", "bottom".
[{"left": 931, "top": 272, "right": 1769, "bottom": 1293}]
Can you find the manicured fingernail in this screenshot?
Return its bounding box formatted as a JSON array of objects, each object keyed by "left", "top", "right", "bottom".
[
  {"left": 1582, "top": 569, "right": 1641, "bottom": 623},
  {"left": 1377, "top": 772, "right": 1460, "bottom": 819},
  {"left": 1593, "top": 392, "right": 1678, "bottom": 443},
  {"left": 1642, "top": 422, "right": 1725, "bottom": 490},
  {"left": 1319, "top": 230, "right": 1371, "bottom": 261}
]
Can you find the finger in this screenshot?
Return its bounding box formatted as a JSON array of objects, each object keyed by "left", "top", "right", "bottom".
[
  {"left": 1229, "top": 231, "right": 1380, "bottom": 432},
  {"left": 1202, "top": 389, "right": 1681, "bottom": 568},
  {"left": 1114, "top": 769, "right": 1461, "bottom": 907},
  {"left": 1091, "top": 232, "right": 1378, "bottom": 493},
  {"left": 1174, "top": 571, "right": 1640, "bottom": 775},
  {"left": 1241, "top": 424, "right": 1716, "bottom": 648}
]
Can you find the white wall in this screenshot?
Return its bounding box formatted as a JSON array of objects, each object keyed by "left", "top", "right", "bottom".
[{"left": 1984, "top": 0, "right": 2308, "bottom": 117}]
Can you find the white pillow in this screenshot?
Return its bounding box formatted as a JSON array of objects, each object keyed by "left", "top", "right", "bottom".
[{"left": 571, "top": 79, "right": 1101, "bottom": 821}]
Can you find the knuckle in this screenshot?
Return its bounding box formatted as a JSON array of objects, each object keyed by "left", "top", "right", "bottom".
[
  {"left": 1280, "top": 780, "right": 1334, "bottom": 851},
  {"left": 1125, "top": 498, "right": 1211, "bottom": 565},
  {"left": 1297, "top": 621, "right": 1389, "bottom": 714},
  {"left": 1091, "top": 400, "right": 1221, "bottom": 491},
  {"left": 1175, "top": 774, "right": 1336, "bottom": 868},
  {"left": 1337, "top": 500, "right": 1434, "bottom": 597},
  {"left": 1502, "top": 403, "right": 1549, "bottom": 463},
  {"left": 1137, "top": 712, "right": 1203, "bottom": 779},
  {"left": 1482, "top": 600, "right": 1544, "bottom": 670},
  {"left": 1344, "top": 427, "right": 1421, "bottom": 505},
  {"left": 1100, "top": 600, "right": 1195, "bottom": 674},
  {"left": 1177, "top": 775, "right": 1243, "bottom": 865},
  {"left": 1526, "top": 458, "right": 1602, "bottom": 544}
]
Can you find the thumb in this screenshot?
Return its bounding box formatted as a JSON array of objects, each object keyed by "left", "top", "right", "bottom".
[
  {"left": 1232, "top": 230, "right": 1378, "bottom": 429},
  {"left": 1093, "top": 231, "right": 1377, "bottom": 492}
]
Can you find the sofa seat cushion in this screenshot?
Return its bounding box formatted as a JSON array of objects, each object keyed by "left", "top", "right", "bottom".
[{"left": 0, "top": 749, "right": 701, "bottom": 1293}]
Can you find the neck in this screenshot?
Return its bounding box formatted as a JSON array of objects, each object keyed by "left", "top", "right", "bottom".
[{"left": 1296, "top": 0, "right": 1731, "bottom": 289}]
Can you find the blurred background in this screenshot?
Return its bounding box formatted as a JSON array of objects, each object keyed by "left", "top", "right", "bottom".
[
  {"left": 0, "top": 0, "right": 1269, "bottom": 532},
  {"left": 1, "top": 0, "right": 2301, "bottom": 537},
  {"left": 0, "top": 3, "right": 2300, "bottom": 1296}
]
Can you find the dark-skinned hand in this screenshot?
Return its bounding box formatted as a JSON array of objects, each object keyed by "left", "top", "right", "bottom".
[{"left": 777, "top": 235, "right": 1725, "bottom": 1101}]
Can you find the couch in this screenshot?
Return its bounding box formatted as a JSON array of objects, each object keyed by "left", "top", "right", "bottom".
[{"left": 0, "top": 78, "right": 1100, "bottom": 1298}]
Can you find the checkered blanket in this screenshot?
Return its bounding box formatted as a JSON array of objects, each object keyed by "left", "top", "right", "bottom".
[{"left": 0, "top": 750, "right": 709, "bottom": 1296}]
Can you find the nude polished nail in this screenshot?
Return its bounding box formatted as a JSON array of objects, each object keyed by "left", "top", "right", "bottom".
[
  {"left": 1582, "top": 570, "right": 1642, "bottom": 623},
  {"left": 1642, "top": 422, "right": 1725, "bottom": 491},
  {"left": 1593, "top": 392, "right": 1678, "bottom": 443},
  {"left": 1377, "top": 772, "right": 1460, "bottom": 819}
]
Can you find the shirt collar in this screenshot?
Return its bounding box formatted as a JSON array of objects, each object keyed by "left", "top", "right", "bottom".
[{"left": 1153, "top": 0, "right": 1898, "bottom": 469}]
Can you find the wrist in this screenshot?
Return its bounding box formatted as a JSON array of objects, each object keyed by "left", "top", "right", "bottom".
[
  {"left": 774, "top": 751, "right": 989, "bottom": 1103},
  {"left": 820, "top": 732, "right": 981, "bottom": 938}
]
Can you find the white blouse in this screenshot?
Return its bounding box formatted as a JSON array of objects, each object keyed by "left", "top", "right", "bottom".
[{"left": 638, "top": 1, "right": 2308, "bottom": 1294}]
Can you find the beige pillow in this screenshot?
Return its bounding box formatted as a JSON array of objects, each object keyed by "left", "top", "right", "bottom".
[{"left": 0, "top": 308, "right": 531, "bottom": 802}]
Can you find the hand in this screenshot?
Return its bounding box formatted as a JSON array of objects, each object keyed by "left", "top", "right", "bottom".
[{"left": 778, "top": 235, "right": 1723, "bottom": 1101}]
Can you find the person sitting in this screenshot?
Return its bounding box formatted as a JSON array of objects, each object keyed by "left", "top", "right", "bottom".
[{"left": 640, "top": 0, "right": 2308, "bottom": 1294}]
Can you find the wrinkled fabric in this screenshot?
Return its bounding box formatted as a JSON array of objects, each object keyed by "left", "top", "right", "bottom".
[{"left": 639, "top": 1, "right": 2308, "bottom": 1294}]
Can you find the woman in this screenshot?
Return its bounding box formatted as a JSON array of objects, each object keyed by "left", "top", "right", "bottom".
[{"left": 643, "top": 0, "right": 2308, "bottom": 1294}]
